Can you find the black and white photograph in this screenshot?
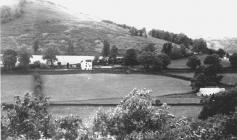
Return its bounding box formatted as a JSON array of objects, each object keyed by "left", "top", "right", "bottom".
[{"left": 1, "top": 0, "right": 237, "bottom": 139}]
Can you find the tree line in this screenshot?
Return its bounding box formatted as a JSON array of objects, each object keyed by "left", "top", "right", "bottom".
[{"left": 102, "top": 20, "right": 147, "bottom": 37}]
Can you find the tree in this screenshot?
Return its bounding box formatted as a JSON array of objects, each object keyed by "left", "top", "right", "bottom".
[
  {"left": 186, "top": 55, "right": 201, "bottom": 70},
  {"left": 33, "top": 40, "right": 39, "bottom": 55},
  {"left": 138, "top": 51, "right": 155, "bottom": 69},
  {"left": 216, "top": 48, "right": 226, "bottom": 58},
  {"left": 123, "top": 49, "right": 138, "bottom": 66},
  {"left": 199, "top": 87, "right": 237, "bottom": 120},
  {"left": 109, "top": 45, "right": 118, "bottom": 59},
  {"left": 2, "top": 49, "right": 17, "bottom": 70},
  {"left": 204, "top": 54, "right": 222, "bottom": 71},
  {"left": 101, "top": 40, "right": 110, "bottom": 57},
  {"left": 191, "top": 63, "right": 223, "bottom": 90},
  {"left": 192, "top": 38, "right": 208, "bottom": 53},
  {"left": 67, "top": 40, "right": 74, "bottom": 55},
  {"left": 229, "top": 53, "right": 237, "bottom": 68},
  {"left": 161, "top": 42, "right": 172, "bottom": 56},
  {"left": 18, "top": 48, "right": 32, "bottom": 69},
  {"left": 42, "top": 47, "right": 58, "bottom": 66},
  {"left": 157, "top": 53, "right": 171, "bottom": 68}
]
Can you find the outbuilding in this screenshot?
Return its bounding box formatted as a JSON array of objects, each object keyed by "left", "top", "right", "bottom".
[{"left": 197, "top": 87, "right": 225, "bottom": 96}]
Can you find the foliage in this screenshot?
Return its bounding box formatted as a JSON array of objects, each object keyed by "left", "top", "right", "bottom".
[
  {"left": 93, "top": 89, "right": 175, "bottom": 139},
  {"left": 191, "top": 65, "right": 223, "bottom": 90},
  {"left": 17, "top": 48, "right": 32, "bottom": 69},
  {"left": 157, "top": 53, "right": 171, "bottom": 68},
  {"left": 1, "top": 93, "right": 53, "bottom": 139},
  {"left": 191, "top": 54, "right": 223, "bottom": 90},
  {"left": 102, "top": 20, "right": 147, "bottom": 37},
  {"left": 229, "top": 53, "right": 237, "bottom": 68},
  {"left": 32, "top": 39, "right": 39, "bottom": 55},
  {"left": 149, "top": 29, "right": 193, "bottom": 46},
  {"left": 102, "top": 40, "right": 110, "bottom": 57},
  {"left": 54, "top": 115, "right": 87, "bottom": 140},
  {"left": 42, "top": 47, "right": 58, "bottom": 66},
  {"left": 192, "top": 38, "right": 208, "bottom": 53},
  {"left": 67, "top": 40, "right": 75, "bottom": 55},
  {"left": 186, "top": 55, "right": 201, "bottom": 70},
  {"left": 138, "top": 51, "right": 156, "bottom": 69},
  {"left": 30, "top": 61, "right": 41, "bottom": 69},
  {"left": 2, "top": 49, "right": 17, "bottom": 70},
  {"left": 123, "top": 48, "right": 138, "bottom": 66},
  {"left": 161, "top": 42, "right": 173, "bottom": 56},
  {"left": 216, "top": 48, "right": 226, "bottom": 58},
  {"left": 199, "top": 87, "right": 237, "bottom": 120},
  {"left": 204, "top": 54, "right": 221, "bottom": 66},
  {"left": 110, "top": 45, "right": 118, "bottom": 58}
]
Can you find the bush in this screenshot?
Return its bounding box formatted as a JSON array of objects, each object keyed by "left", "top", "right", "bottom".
[
  {"left": 54, "top": 115, "right": 88, "bottom": 140},
  {"left": 30, "top": 61, "right": 41, "bottom": 69},
  {"left": 204, "top": 54, "right": 221, "bottom": 66},
  {"left": 199, "top": 87, "right": 237, "bottom": 120},
  {"left": 1, "top": 93, "right": 54, "bottom": 139},
  {"left": 92, "top": 89, "right": 175, "bottom": 139},
  {"left": 186, "top": 55, "right": 201, "bottom": 70},
  {"left": 157, "top": 53, "right": 171, "bottom": 69}
]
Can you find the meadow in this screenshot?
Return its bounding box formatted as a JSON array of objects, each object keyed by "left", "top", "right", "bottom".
[
  {"left": 1, "top": 73, "right": 192, "bottom": 103},
  {"left": 168, "top": 54, "right": 231, "bottom": 69}
]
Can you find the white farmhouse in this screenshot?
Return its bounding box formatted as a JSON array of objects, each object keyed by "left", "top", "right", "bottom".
[
  {"left": 197, "top": 87, "right": 225, "bottom": 96},
  {"left": 81, "top": 59, "right": 93, "bottom": 70},
  {"left": 14, "top": 55, "right": 94, "bottom": 70}
]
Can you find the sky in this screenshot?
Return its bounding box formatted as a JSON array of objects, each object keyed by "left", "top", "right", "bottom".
[{"left": 1, "top": 0, "right": 237, "bottom": 39}]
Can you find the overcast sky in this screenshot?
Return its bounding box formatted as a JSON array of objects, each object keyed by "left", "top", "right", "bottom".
[{"left": 2, "top": 0, "right": 237, "bottom": 39}]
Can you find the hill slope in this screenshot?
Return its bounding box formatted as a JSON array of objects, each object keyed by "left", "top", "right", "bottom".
[{"left": 1, "top": 0, "right": 170, "bottom": 55}]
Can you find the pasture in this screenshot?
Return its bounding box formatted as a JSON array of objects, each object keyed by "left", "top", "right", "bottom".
[
  {"left": 168, "top": 54, "right": 231, "bottom": 69},
  {"left": 1, "top": 73, "right": 192, "bottom": 103}
]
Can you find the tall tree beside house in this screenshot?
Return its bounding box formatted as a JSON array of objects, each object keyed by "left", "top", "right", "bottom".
[
  {"left": 42, "top": 47, "right": 58, "bottom": 66},
  {"left": 32, "top": 39, "right": 39, "bottom": 55},
  {"left": 124, "top": 49, "right": 138, "bottom": 66},
  {"left": 101, "top": 40, "right": 110, "bottom": 57},
  {"left": 18, "top": 48, "right": 32, "bottom": 69},
  {"left": 67, "top": 40, "right": 74, "bottom": 55},
  {"left": 110, "top": 45, "right": 118, "bottom": 59},
  {"left": 2, "top": 49, "right": 17, "bottom": 70},
  {"left": 229, "top": 53, "right": 237, "bottom": 68}
]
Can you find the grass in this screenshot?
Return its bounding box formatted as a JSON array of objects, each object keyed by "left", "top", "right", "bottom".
[
  {"left": 1, "top": 73, "right": 192, "bottom": 103},
  {"left": 166, "top": 72, "right": 237, "bottom": 85},
  {"left": 221, "top": 73, "right": 237, "bottom": 85},
  {"left": 168, "top": 54, "right": 231, "bottom": 69}
]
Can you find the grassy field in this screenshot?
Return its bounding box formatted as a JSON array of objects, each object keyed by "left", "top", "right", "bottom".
[
  {"left": 221, "top": 73, "right": 237, "bottom": 85},
  {"left": 166, "top": 72, "right": 237, "bottom": 86},
  {"left": 168, "top": 55, "right": 231, "bottom": 69},
  {"left": 1, "top": 73, "right": 192, "bottom": 103}
]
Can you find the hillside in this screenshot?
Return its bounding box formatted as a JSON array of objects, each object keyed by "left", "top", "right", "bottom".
[
  {"left": 207, "top": 38, "right": 237, "bottom": 53},
  {"left": 1, "top": 0, "right": 170, "bottom": 55}
]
